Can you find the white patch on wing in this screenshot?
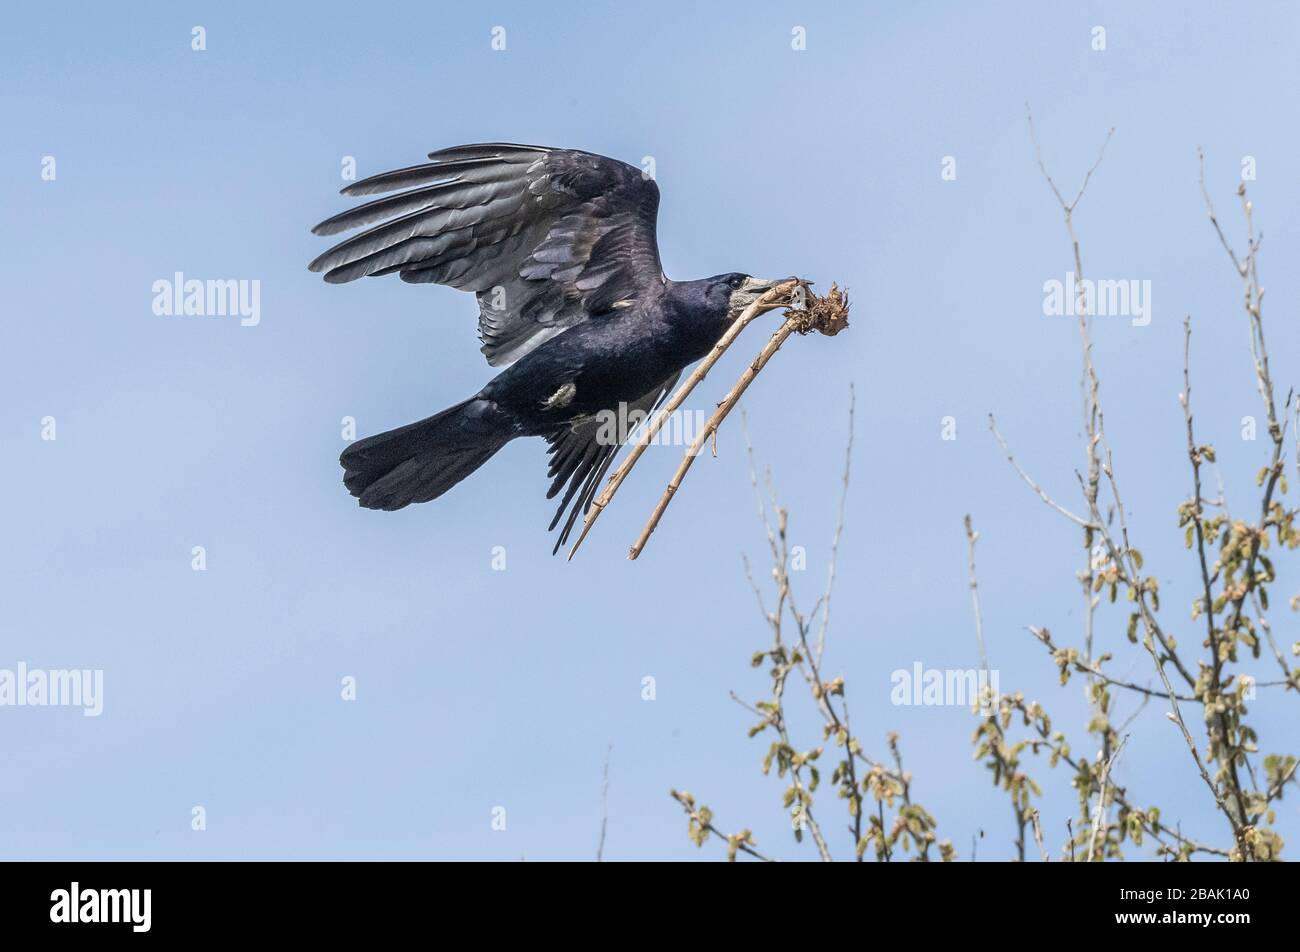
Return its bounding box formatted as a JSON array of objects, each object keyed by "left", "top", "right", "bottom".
[{"left": 542, "top": 382, "right": 578, "bottom": 410}]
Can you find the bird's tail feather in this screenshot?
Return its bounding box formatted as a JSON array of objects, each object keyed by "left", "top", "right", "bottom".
[{"left": 341, "top": 398, "right": 511, "bottom": 511}]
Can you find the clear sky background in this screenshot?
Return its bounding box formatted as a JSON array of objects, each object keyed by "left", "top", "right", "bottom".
[{"left": 2, "top": 1, "right": 1297, "bottom": 860}]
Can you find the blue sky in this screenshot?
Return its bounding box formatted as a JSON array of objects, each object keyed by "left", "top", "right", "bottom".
[{"left": 2, "top": 1, "right": 1297, "bottom": 859}]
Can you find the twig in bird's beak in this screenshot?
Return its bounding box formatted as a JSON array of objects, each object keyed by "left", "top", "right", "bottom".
[
  {"left": 566, "top": 279, "right": 802, "bottom": 560},
  {"left": 568, "top": 280, "right": 850, "bottom": 560},
  {"left": 627, "top": 282, "right": 848, "bottom": 559}
]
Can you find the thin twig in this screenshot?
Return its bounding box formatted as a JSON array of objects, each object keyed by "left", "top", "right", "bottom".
[
  {"left": 1088, "top": 734, "right": 1128, "bottom": 861},
  {"left": 1026, "top": 626, "right": 1198, "bottom": 702},
  {"left": 965, "top": 515, "right": 989, "bottom": 673},
  {"left": 566, "top": 280, "right": 800, "bottom": 560},
  {"left": 631, "top": 315, "right": 801, "bottom": 558},
  {"left": 670, "top": 791, "right": 774, "bottom": 862},
  {"left": 1029, "top": 809, "right": 1049, "bottom": 863},
  {"left": 596, "top": 743, "right": 612, "bottom": 862},
  {"left": 816, "top": 384, "right": 855, "bottom": 664},
  {"left": 629, "top": 287, "right": 848, "bottom": 559},
  {"left": 988, "top": 415, "right": 1097, "bottom": 529}
]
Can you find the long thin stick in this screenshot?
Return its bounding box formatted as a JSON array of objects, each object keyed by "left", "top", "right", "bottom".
[
  {"left": 627, "top": 315, "right": 803, "bottom": 559},
  {"left": 565, "top": 279, "right": 800, "bottom": 560}
]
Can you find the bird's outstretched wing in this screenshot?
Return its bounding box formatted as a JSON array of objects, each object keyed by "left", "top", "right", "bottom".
[
  {"left": 543, "top": 372, "right": 680, "bottom": 554},
  {"left": 309, "top": 143, "right": 664, "bottom": 366}
]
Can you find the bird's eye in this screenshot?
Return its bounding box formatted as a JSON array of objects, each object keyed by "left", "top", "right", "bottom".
[{"left": 728, "top": 276, "right": 744, "bottom": 290}]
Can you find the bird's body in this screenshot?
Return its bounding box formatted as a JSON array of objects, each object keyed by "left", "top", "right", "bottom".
[
  {"left": 485, "top": 281, "right": 733, "bottom": 428},
  {"left": 310, "top": 143, "right": 774, "bottom": 550}
]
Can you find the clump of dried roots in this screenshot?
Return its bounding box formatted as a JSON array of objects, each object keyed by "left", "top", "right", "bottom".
[{"left": 785, "top": 282, "right": 850, "bottom": 337}]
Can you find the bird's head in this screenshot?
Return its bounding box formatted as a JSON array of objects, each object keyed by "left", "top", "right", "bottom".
[
  {"left": 709, "top": 273, "right": 782, "bottom": 319},
  {"left": 665, "top": 274, "right": 787, "bottom": 355}
]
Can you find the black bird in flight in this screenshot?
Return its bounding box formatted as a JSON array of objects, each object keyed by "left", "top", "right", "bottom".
[{"left": 310, "top": 143, "right": 776, "bottom": 551}]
